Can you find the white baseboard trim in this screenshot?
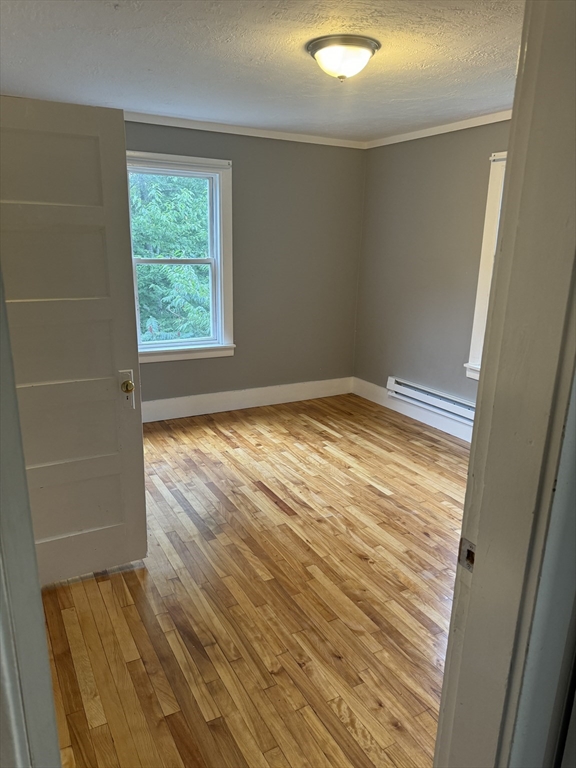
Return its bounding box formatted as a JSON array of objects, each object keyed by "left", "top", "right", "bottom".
[
  {"left": 352, "top": 377, "right": 473, "bottom": 442},
  {"left": 141, "top": 377, "right": 353, "bottom": 422},
  {"left": 142, "top": 375, "right": 473, "bottom": 442}
]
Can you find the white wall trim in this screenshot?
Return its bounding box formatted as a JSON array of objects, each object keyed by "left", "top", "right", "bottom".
[
  {"left": 141, "top": 377, "right": 354, "bottom": 422},
  {"left": 463, "top": 362, "right": 480, "bottom": 380},
  {"left": 124, "top": 111, "right": 365, "bottom": 149},
  {"left": 142, "top": 375, "right": 473, "bottom": 442},
  {"left": 125, "top": 109, "right": 512, "bottom": 151},
  {"left": 139, "top": 344, "right": 235, "bottom": 363},
  {"left": 352, "top": 378, "right": 473, "bottom": 442},
  {"left": 127, "top": 150, "right": 234, "bottom": 357},
  {"left": 465, "top": 151, "right": 507, "bottom": 379},
  {"left": 364, "top": 110, "right": 512, "bottom": 149}
]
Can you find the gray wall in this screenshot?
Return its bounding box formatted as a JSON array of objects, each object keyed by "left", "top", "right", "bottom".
[
  {"left": 127, "top": 120, "right": 510, "bottom": 404},
  {"left": 354, "top": 121, "right": 510, "bottom": 402},
  {"left": 125, "top": 122, "right": 365, "bottom": 402}
]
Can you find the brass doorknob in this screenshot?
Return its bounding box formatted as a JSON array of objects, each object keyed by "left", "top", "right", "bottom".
[{"left": 121, "top": 379, "right": 135, "bottom": 393}]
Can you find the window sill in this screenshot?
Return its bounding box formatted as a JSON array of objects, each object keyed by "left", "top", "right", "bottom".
[
  {"left": 139, "top": 344, "right": 235, "bottom": 364},
  {"left": 464, "top": 362, "right": 480, "bottom": 380}
]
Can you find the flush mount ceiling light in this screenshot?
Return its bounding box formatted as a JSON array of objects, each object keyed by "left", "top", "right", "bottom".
[{"left": 306, "top": 34, "right": 381, "bottom": 81}]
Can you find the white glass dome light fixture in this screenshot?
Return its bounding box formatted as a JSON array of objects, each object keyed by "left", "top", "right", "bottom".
[{"left": 306, "top": 34, "right": 381, "bottom": 81}]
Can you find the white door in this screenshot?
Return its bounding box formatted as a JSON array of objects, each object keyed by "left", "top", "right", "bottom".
[{"left": 0, "top": 95, "right": 147, "bottom": 585}]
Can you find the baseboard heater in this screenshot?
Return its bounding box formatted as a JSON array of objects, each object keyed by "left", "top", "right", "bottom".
[{"left": 386, "top": 376, "right": 476, "bottom": 426}]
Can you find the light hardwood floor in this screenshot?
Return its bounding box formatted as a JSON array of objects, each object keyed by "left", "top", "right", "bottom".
[{"left": 43, "top": 394, "right": 469, "bottom": 768}]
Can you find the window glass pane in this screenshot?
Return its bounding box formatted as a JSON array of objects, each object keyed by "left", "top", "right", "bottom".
[
  {"left": 136, "top": 263, "right": 213, "bottom": 343},
  {"left": 128, "top": 172, "right": 209, "bottom": 259}
]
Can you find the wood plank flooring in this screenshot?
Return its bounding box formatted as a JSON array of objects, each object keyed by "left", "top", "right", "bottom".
[{"left": 42, "top": 394, "right": 469, "bottom": 768}]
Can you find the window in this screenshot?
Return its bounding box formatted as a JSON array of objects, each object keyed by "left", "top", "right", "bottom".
[
  {"left": 465, "top": 151, "right": 507, "bottom": 380},
  {"left": 127, "top": 151, "right": 233, "bottom": 362}
]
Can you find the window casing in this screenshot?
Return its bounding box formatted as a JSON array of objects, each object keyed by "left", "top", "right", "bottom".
[
  {"left": 465, "top": 152, "right": 507, "bottom": 380},
  {"left": 127, "top": 151, "right": 233, "bottom": 363}
]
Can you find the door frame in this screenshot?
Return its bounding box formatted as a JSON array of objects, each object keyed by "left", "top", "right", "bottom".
[
  {"left": 0, "top": 273, "right": 60, "bottom": 768},
  {"left": 435, "top": 1, "right": 576, "bottom": 765}
]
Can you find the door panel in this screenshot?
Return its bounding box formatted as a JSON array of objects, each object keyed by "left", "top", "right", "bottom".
[
  {"left": 29, "top": 474, "right": 124, "bottom": 540},
  {"left": 9, "top": 320, "right": 114, "bottom": 384},
  {"left": 0, "top": 96, "right": 146, "bottom": 585},
  {"left": 0, "top": 128, "right": 103, "bottom": 205},
  {"left": 1, "top": 223, "right": 109, "bottom": 300},
  {"left": 17, "top": 381, "right": 118, "bottom": 465}
]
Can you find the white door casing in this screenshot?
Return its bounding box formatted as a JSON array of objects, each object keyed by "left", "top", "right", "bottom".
[
  {"left": 435, "top": 1, "right": 576, "bottom": 765},
  {"left": 464, "top": 151, "right": 506, "bottom": 381},
  {"left": 0, "top": 272, "right": 61, "bottom": 768},
  {"left": 0, "top": 96, "right": 147, "bottom": 585}
]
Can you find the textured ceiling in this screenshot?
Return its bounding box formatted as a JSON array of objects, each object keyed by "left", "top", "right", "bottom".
[{"left": 0, "top": 0, "right": 524, "bottom": 142}]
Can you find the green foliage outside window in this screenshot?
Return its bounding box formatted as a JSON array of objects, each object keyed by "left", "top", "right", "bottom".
[{"left": 129, "top": 172, "right": 213, "bottom": 342}]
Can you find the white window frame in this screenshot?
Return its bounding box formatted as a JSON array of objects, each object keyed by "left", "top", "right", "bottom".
[
  {"left": 464, "top": 151, "right": 507, "bottom": 380},
  {"left": 127, "top": 151, "right": 234, "bottom": 363}
]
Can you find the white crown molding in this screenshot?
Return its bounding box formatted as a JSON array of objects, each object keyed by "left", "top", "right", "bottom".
[
  {"left": 125, "top": 109, "right": 512, "bottom": 150},
  {"left": 364, "top": 110, "right": 513, "bottom": 149},
  {"left": 124, "top": 111, "right": 365, "bottom": 149}
]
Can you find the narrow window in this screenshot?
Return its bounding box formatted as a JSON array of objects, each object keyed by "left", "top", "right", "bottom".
[{"left": 127, "top": 151, "right": 233, "bottom": 362}]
